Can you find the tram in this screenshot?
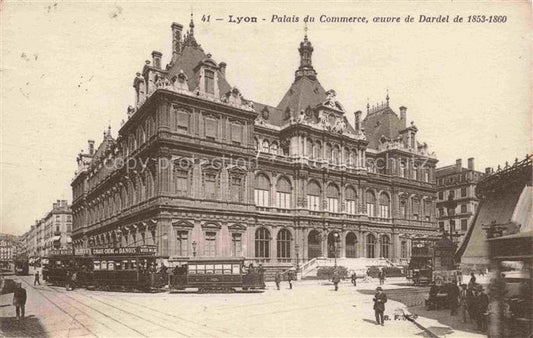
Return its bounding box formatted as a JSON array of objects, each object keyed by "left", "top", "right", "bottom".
[
  {"left": 406, "top": 238, "right": 435, "bottom": 286},
  {"left": 14, "top": 258, "right": 29, "bottom": 275},
  {"left": 169, "top": 257, "right": 265, "bottom": 293},
  {"left": 89, "top": 245, "right": 166, "bottom": 291},
  {"left": 44, "top": 249, "right": 79, "bottom": 285}
]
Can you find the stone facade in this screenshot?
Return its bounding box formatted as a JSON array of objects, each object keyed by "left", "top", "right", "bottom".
[
  {"left": 436, "top": 158, "right": 485, "bottom": 244},
  {"left": 71, "top": 19, "right": 439, "bottom": 266}
]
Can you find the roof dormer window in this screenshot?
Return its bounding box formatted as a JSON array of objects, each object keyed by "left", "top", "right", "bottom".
[{"left": 204, "top": 69, "right": 215, "bottom": 94}]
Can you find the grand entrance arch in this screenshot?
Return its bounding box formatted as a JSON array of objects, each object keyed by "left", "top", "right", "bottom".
[
  {"left": 327, "top": 231, "right": 340, "bottom": 258},
  {"left": 308, "top": 230, "right": 322, "bottom": 259}
]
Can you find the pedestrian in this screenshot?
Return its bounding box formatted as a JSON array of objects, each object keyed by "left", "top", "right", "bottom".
[
  {"left": 448, "top": 280, "right": 460, "bottom": 315},
  {"left": 351, "top": 271, "right": 357, "bottom": 286},
  {"left": 34, "top": 268, "right": 40, "bottom": 286},
  {"left": 275, "top": 271, "right": 281, "bottom": 290},
  {"left": 65, "top": 270, "right": 71, "bottom": 291},
  {"left": 427, "top": 281, "right": 438, "bottom": 310},
  {"left": 378, "top": 269, "right": 383, "bottom": 285},
  {"left": 469, "top": 272, "right": 476, "bottom": 286},
  {"left": 373, "top": 286, "right": 387, "bottom": 326},
  {"left": 287, "top": 270, "right": 293, "bottom": 289},
  {"left": 474, "top": 286, "right": 489, "bottom": 332},
  {"left": 13, "top": 282, "right": 27, "bottom": 321},
  {"left": 71, "top": 270, "right": 77, "bottom": 290},
  {"left": 258, "top": 264, "right": 266, "bottom": 288},
  {"left": 332, "top": 270, "right": 340, "bottom": 291},
  {"left": 459, "top": 284, "right": 469, "bottom": 323}
]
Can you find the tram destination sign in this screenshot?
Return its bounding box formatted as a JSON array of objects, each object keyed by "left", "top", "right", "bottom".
[
  {"left": 91, "top": 246, "right": 157, "bottom": 256},
  {"left": 49, "top": 249, "right": 74, "bottom": 256}
]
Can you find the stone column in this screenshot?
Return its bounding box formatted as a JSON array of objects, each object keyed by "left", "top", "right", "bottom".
[
  {"left": 270, "top": 227, "right": 277, "bottom": 263},
  {"left": 340, "top": 231, "right": 346, "bottom": 258}
]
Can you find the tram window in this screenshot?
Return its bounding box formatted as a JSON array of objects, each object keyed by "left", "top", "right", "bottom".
[
  {"left": 214, "top": 264, "right": 223, "bottom": 274},
  {"left": 94, "top": 261, "right": 101, "bottom": 270},
  {"left": 189, "top": 265, "right": 197, "bottom": 274},
  {"left": 115, "top": 261, "right": 122, "bottom": 270},
  {"left": 131, "top": 260, "right": 137, "bottom": 269},
  {"left": 223, "top": 264, "right": 232, "bottom": 274},
  {"left": 232, "top": 264, "right": 240, "bottom": 275},
  {"left": 108, "top": 261, "right": 115, "bottom": 270},
  {"left": 196, "top": 264, "right": 205, "bottom": 274}
]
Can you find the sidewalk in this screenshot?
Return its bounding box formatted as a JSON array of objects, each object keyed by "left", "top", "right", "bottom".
[{"left": 408, "top": 306, "right": 484, "bottom": 337}]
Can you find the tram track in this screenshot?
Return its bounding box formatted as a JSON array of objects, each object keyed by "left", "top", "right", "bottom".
[{"left": 81, "top": 292, "right": 240, "bottom": 337}]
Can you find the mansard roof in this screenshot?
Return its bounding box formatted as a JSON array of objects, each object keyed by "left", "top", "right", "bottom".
[
  {"left": 362, "top": 106, "right": 406, "bottom": 150},
  {"left": 166, "top": 35, "right": 232, "bottom": 96},
  {"left": 276, "top": 75, "right": 328, "bottom": 121}
]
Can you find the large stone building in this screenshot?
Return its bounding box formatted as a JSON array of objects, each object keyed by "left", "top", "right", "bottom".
[
  {"left": 71, "top": 19, "right": 438, "bottom": 267},
  {"left": 0, "top": 234, "right": 18, "bottom": 269},
  {"left": 25, "top": 200, "right": 73, "bottom": 263},
  {"left": 436, "top": 158, "right": 485, "bottom": 244}
]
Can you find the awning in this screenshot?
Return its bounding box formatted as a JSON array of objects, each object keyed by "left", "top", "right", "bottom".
[{"left": 52, "top": 235, "right": 61, "bottom": 241}]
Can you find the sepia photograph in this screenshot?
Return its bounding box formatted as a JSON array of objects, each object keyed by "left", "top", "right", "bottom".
[{"left": 1, "top": 1, "right": 531, "bottom": 337}]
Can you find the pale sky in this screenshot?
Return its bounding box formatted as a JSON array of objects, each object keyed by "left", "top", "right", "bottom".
[{"left": 1, "top": 1, "right": 531, "bottom": 235}]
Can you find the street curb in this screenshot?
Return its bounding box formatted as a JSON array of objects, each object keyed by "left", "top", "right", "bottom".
[{"left": 405, "top": 316, "right": 440, "bottom": 338}]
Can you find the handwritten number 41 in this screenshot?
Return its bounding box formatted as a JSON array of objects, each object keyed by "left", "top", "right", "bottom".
[{"left": 202, "top": 15, "right": 211, "bottom": 22}]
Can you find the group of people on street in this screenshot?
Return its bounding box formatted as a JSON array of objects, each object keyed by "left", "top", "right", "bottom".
[
  {"left": 427, "top": 273, "right": 490, "bottom": 332},
  {"left": 274, "top": 270, "right": 295, "bottom": 290}
]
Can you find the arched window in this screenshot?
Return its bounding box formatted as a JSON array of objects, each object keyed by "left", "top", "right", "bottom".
[
  {"left": 367, "top": 234, "right": 376, "bottom": 258},
  {"left": 314, "top": 142, "right": 322, "bottom": 160},
  {"left": 412, "top": 198, "right": 420, "bottom": 220},
  {"left": 307, "top": 181, "right": 321, "bottom": 211},
  {"left": 424, "top": 168, "right": 430, "bottom": 182},
  {"left": 254, "top": 138, "right": 259, "bottom": 152},
  {"left": 413, "top": 164, "right": 419, "bottom": 180},
  {"left": 255, "top": 228, "right": 270, "bottom": 259},
  {"left": 270, "top": 141, "right": 279, "bottom": 154},
  {"left": 345, "top": 186, "right": 357, "bottom": 214},
  {"left": 326, "top": 183, "right": 340, "bottom": 213},
  {"left": 400, "top": 161, "right": 407, "bottom": 178},
  {"left": 366, "top": 190, "right": 376, "bottom": 217},
  {"left": 308, "top": 230, "right": 322, "bottom": 259},
  {"left": 399, "top": 199, "right": 407, "bottom": 219},
  {"left": 332, "top": 146, "right": 340, "bottom": 165},
  {"left": 139, "top": 126, "right": 146, "bottom": 145},
  {"left": 306, "top": 139, "right": 314, "bottom": 158},
  {"left": 277, "top": 229, "right": 291, "bottom": 262},
  {"left": 326, "top": 143, "right": 333, "bottom": 162},
  {"left": 276, "top": 177, "right": 291, "bottom": 209},
  {"left": 346, "top": 232, "right": 357, "bottom": 258},
  {"left": 379, "top": 192, "right": 390, "bottom": 218},
  {"left": 145, "top": 170, "right": 154, "bottom": 199},
  {"left": 254, "top": 174, "right": 271, "bottom": 207},
  {"left": 261, "top": 140, "right": 270, "bottom": 153},
  {"left": 381, "top": 235, "right": 391, "bottom": 258}
]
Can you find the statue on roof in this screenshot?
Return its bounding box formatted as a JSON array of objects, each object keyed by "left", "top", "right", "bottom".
[{"left": 324, "top": 89, "right": 337, "bottom": 108}]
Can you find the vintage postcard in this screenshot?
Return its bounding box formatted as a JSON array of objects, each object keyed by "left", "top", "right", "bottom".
[{"left": 1, "top": 1, "right": 531, "bottom": 337}]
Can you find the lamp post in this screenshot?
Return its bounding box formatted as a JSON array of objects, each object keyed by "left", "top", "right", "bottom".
[
  {"left": 442, "top": 195, "right": 458, "bottom": 242},
  {"left": 333, "top": 232, "right": 340, "bottom": 268},
  {"left": 192, "top": 241, "right": 197, "bottom": 257},
  {"left": 295, "top": 243, "right": 300, "bottom": 272}
]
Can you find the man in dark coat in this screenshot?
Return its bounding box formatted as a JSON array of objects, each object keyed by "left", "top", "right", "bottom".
[
  {"left": 332, "top": 270, "right": 340, "bottom": 291},
  {"left": 275, "top": 271, "right": 281, "bottom": 290},
  {"left": 448, "top": 281, "right": 460, "bottom": 315},
  {"left": 373, "top": 286, "right": 387, "bottom": 326},
  {"left": 474, "top": 286, "right": 489, "bottom": 332},
  {"left": 13, "top": 282, "right": 27, "bottom": 320},
  {"left": 287, "top": 270, "right": 293, "bottom": 289},
  {"left": 34, "top": 269, "right": 40, "bottom": 286},
  {"left": 351, "top": 272, "right": 357, "bottom": 286}
]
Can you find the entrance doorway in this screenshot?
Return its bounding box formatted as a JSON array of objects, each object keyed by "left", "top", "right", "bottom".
[{"left": 308, "top": 230, "right": 322, "bottom": 259}]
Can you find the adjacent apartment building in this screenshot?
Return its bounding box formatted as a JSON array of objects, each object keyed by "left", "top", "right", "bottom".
[
  {"left": 436, "top": 158, "right": 485, "bottom": 244},
  {"left": 71, "top": 18, "right": 439, "bottom": 266}
]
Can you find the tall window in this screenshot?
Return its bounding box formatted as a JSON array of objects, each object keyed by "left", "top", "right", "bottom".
[
  {"left": 176, "top": 110, "right": 189, "bottom": 133},
  {"left": 424, "top": 169, "right": 430, "bottom": 182},
  {"left": 461, "top": 187, "right": 467, "bottom": 197},
  {"left": 412, "top": 199, "right": 420, "bottom": 220},
  {"left": 204, "top": 232, "right": 216, "bottom": 256},
  {"left": 205, "top": 117, "right": 218, "bottom": 140},
  {"left": 276, "top": 229, "right": 291, "bottom": 262},
  {"left": 204, "top": 69, "right": 215, "bottom": 94},
  {"left": 400, "top": 200, "right": 407, "bottom": 219},
  {"left": 379, "top": 193, "right": 390, "bottom": 218},
  {"left": 326, "top": 184, "right": 340, "bottom": 213},
  {"left": 401, "top": 241, "right": 408, "bottom": 259},
  {"left": 381, "top": 235, "right": 390, "bottom": 258},
  {"left": 345, "top": 187, "right": 357, "bottom": 215},
  {"left": 413, "top": 165, "right": 419, "bottom": 180},
  {"left": 367, "top": 234, "right": 376, "bottom": 258},
  {"left": 438, "top": 191, "right": 444, "bottom": 200},
  {"left": 254, "top": 174, "right": 271, "bottom": 207},
  {"left": 230, "top": 176, "right": 243, "bottom": 202},
  {"left": 232, "top": 233, "right": 242, "bottom": 257},
  {"left": 461, "top": 219, "right": 468, "bottom": 231},
  {"left": 307, "top": 181, "right": 321, "bottom": 211},
  {"left": 400, "top": 162, "right": 407, "bottom": 178},
  {"left": 176, "top": 231, "right": 189, "bottom": 256},
  {"left": 346, "top": 232, "right": 357, "bottom": 258},
  {"left": 255, "top": 228, "right": 270, "bottom": 259},
  {"left": 313, "top": 142, "right": 322, "bottom": 160},
  {"left": 204, "top": 173, "right": 217, "bottom": 200},
  {"left": 175, "top": 170, "right": 188, "bottom": 196},
  {"left": 276, "top": 177, "right": 291, "bottom": 209},
  {"left": 366, "top": 191, "right": 376, "bottom": 217}
]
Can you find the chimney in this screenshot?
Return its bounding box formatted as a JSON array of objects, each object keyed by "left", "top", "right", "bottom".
[
  {"left": 88, "top": 140, "right": 95, "bottom": 155},
  {"left": 219, "top": 62, "right": 227, "bottom": 77},
  {"left": 485, "top": 167, "right": 492, "bottom": 174},
  {"left": 151, "top": 51, "right": 162, "bottom": 69},
  {"left": 456, "top": 159, "right": 462, "bottom": 171},
  {"left": 399, "top": 106, "right": 407, "bottom": 122},
  {"left": 354, "top": 110, "right": 362, "bottom": 131},
  {"left": 171, "top": 22, "right": 183, "bottom": 62},
  {"left": 467, "top": 157, "right": 474, "bottom": 170}
]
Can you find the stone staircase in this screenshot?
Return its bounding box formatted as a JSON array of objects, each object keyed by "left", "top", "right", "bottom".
[{"left": 299, "top": 257, "right": 397, "bottom": 279}]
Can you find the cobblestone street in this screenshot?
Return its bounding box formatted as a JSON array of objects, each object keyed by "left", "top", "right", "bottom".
[{"left": 1, "top": 276, "right": 485, "bottom": 337}]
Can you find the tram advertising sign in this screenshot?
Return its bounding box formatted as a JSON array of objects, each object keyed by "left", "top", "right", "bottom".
[
  {"left": 50, "top": 249, "right": 73, "bottom": 256},
  {"left": 91, "top": 246, "right": 156, "bottom": 256}
]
